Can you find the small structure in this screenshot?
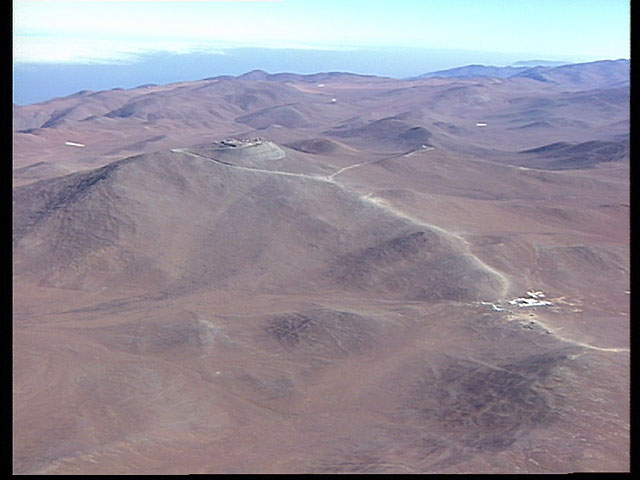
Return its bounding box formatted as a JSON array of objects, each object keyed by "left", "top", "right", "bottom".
[
  {"left": 480, "top": 301, "right": 504, "bottom": 312},
  {"left": 476, "top": 122, "right": 487, "bottom": 127},
  {"left": 220, "top": 137, "right": 263, "bottom": 148},
  {"left": 526, "top": 290, "right": 545, "bottom": 299},
  {"left": 508, "top": 290, "right": 552, "bottom": 308},
  {"left": 508, "top": 298, "right": 552, "bottom": 308},
  {"left": 330, "top": 98, "right": 337, "bottom": 104}
]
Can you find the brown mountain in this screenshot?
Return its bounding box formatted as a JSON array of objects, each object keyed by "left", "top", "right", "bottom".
[{"left": 13, "top": 60, "right": 629, "bottom": 474}]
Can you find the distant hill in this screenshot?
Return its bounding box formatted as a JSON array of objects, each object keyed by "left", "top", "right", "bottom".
[
  {"left": 238, "top": 69, "right": 386, "bottom": 83},
  {"left": 414, "top": 64, "right": 530, "bottom": 79},
  {"left": 414, "top": 59, "right": 630, "bottom": 90},
  {"left": 511, "top": 59, "right": 630, "bottom": 89},
  {"left": 13, "top": 57, "right": 629, "bottom": 186},
  {"left": 323, "top": 116, "right": 433, "bottom": 153},
  {"left": 510, "top": 60, "right": 571, "bottom": 67},
  {"left": 519, "top": 137, "right": 629, "bottom": 170}
]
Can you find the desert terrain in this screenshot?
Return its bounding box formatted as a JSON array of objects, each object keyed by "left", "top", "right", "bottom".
[{"left": 13, "top": 59, "right": 629, "bottom": 473}]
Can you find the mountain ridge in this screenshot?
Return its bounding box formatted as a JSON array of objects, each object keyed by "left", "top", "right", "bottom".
[
  {"left": 13, "top": 57, "right": 629, "bottom": 474},
  {"left": 413, "top": 58, "right": 629, "bottom": 90}
]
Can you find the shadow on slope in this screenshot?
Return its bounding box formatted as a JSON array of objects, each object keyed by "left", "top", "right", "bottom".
[
  {"left": 519, "top": 138, "right": 629, "bottom": 169},
  {"left": 324, "top": 117, "right": 432, "bottom": 153}
]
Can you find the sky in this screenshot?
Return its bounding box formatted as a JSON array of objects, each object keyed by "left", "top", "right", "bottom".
[{"left": 13, "top": 0, "right": 630, "bottom": 104}]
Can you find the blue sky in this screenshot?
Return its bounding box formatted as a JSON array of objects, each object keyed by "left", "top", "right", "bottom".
[
  {"left": 12, "top": 0, "right": 630, "bottom": 104},
  {"left": 14, "top": 0, "right": 630, "bottom": 64}
]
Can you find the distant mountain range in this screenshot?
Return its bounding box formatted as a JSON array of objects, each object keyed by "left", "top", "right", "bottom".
[
  {"left": 510, "top": 60, "right": 572, "bottom": 67},
  {"left": 217, "top": 59, "right": 631, "bottom": 92},
  {"left": 218, "top": 59, "right": 630, "bottom": 88},
  {"left": 13, "top": 52, "right": 630, "bottom": 475},
  {"left": 413, "top": 59, "right": 630, "bottom": 90},
  {"left": 235, "top": 70, "right": 386, "bottom": 83},
  {"left": 414, "top": 64, "right": 530, "bottom": 79}
]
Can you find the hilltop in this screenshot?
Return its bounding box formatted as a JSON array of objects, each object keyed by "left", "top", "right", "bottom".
[{"left": 13, "top": 59, "right": 629, "bottom": 474}]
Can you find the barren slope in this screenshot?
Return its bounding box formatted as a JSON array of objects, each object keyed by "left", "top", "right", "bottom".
[{"left": 13, "top": 61, "right": 629, "bottom": 474}]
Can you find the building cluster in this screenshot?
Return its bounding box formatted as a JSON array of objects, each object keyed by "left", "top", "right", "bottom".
[
  {"left": 220, "top": 137, "right": 264, "bottom": 148},
  {"left": 507, "top": 290, "right": 552, "bottom": 308}
]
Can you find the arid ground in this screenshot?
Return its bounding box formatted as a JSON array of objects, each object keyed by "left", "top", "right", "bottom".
[{"left": 13, "top": 60, "right": 629, "bottom": 473}]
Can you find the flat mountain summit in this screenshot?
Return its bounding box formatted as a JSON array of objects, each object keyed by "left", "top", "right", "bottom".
[{"left": 13, "top": 60, "right": 629, "bottom": 474}]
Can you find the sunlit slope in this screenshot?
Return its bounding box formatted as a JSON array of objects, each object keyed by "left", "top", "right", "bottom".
[{"left": 13, "top": 143, "right": 506, "bottom": 302}]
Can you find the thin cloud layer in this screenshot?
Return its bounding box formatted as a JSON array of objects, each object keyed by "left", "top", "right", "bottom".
[
  {"left": 13, "top": 0, "right": 630, "bottom": 65},
  {"left": 14, "top": 35, "right": 229, "bottom": 64}
]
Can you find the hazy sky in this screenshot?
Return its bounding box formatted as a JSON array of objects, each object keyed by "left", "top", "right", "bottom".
[{"left": 14, "top": 0, "right": 630, "bottom": 64}]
